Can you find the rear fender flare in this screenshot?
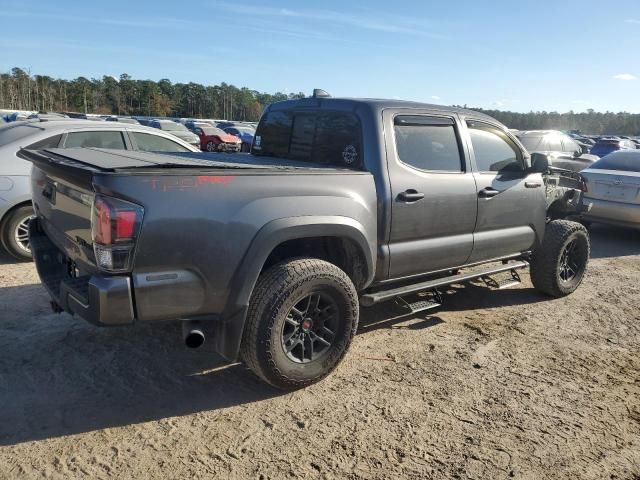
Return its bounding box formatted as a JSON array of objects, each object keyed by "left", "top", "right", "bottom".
[{"left": 214, "top": 216, "right": 374, "bottom": 361}]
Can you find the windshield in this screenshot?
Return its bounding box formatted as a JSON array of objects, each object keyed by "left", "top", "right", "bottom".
[
  {"left": 161, "top": 122, "right": 188, "bottom": 132},
  {"left": 589, "top": 152, "right": 640, "bottom": 172},
  {"left": 0, "top": 123, "right": 45, "bottom": 146}
]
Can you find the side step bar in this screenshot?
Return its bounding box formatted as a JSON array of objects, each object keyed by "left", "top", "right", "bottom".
[{"left": 360, "top": 261, "right": 528, "bottom": 307}]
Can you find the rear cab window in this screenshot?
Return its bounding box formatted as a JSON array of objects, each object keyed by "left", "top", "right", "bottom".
[{"left": 253, "top": 110, "right": 363, "bottom": 169}]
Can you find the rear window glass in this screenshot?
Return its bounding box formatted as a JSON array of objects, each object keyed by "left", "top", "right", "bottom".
[
  {"left": 589, "top": 152, "right": 640, "bottom": 172},
  {"left": 27, "top": 134, "right": 62, "bottom": 149},
  {"left": 65, "top": 131, "right": 126, "bottom": 149},
  {"left": 253, "top": 110, "right": 363, "bottom": 168},
  {"left": 0, "top": 123, "right": 47, "bottom": 146}
]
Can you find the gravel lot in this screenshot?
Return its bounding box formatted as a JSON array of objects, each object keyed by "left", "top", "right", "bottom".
[{"left": 0, "top": 225, "right": 639, "bottom": 479}]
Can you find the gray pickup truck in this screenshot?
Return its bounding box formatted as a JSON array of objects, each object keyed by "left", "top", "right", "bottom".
[{"left": 22, "top": 93, "right": 590, "bottom": 389}]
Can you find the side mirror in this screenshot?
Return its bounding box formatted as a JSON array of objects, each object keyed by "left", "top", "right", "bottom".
[{"left": 529, "top": 152, "right": 550, "bottom": 173}]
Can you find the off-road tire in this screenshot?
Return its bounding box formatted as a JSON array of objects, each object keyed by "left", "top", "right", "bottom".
[
  {"left": 241, "top": 258, "right": 359, "bottom": 390},
  {"left": 1, "top": 205, "right": 33, "bottom": 260},
  {"left": 530, "top": 220, "right": 590, "bottom": 297}
]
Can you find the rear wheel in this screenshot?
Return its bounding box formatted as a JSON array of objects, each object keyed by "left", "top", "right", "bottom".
[
  {"left": 530, "top": 220, "right": 590, "bottom": 297},
  {"left": 206, "top": 141, "right": 216, "bottom": 152},
  {"left": 241, "top": 258, "right": 359, "bottom": 390},
  {"left": 1, "top": 205, "right": 34, "bottom": 260}
]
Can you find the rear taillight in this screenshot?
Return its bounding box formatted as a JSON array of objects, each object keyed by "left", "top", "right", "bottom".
[{"left": 91, "top": 195, "right": 144, "bottom": 272}]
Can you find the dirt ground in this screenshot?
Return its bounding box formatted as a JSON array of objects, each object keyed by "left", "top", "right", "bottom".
[{"left": 0, "top": 224, "right": 639, "bottom": 480}]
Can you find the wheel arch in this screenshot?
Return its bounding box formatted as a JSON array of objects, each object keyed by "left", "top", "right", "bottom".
[{"left": 213, "top": 216, "right": 375, "bottom": 361}]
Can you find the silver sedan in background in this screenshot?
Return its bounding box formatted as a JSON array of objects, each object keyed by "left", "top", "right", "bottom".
[{"left": 581, "top": 150, "right": 640, "bottom": 229}]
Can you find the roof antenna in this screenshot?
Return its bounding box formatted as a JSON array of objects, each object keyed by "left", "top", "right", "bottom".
[{"left": 312, "top": 89, "right": 331, "bottom": 98}]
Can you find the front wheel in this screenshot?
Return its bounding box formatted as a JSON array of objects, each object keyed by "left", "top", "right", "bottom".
[
  {"left": 530, "top": 220, "right": 590, "bottom": 297},
  {"left": 206, "top": 141, "right": 216, "bottom": 152},
  {"left": 1, "top": 205, "right": 34, "bottom": 260},
  {"left": 241, "top": 258, "right": 359, "bottom": 390}
]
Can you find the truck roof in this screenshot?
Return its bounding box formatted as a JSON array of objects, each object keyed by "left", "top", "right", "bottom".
[{"left": 268, "top": 97, "right": 497, "bottom": 123}]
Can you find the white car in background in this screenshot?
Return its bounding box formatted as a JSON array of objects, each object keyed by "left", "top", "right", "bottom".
[
  {"left": 0, "top": 120, "right": 198, "bottom": 260},
  {"left": 581, "top": 150, "right": 640, "bottom": 229}
]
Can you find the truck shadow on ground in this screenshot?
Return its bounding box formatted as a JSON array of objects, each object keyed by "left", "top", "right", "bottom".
[
  {"left": 0, "top": 223, "right": 633, "bottom": 445},
  {"left": 0, "top": 280, "right": 548, "bottom": 446}
]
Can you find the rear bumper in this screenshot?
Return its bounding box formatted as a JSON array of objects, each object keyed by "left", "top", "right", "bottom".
[
  {"left": 581, "top": 197, "right": 640, "bottom": 229},
  {"left": 29, "top": 217, "right": 135, "bottom": 325}
]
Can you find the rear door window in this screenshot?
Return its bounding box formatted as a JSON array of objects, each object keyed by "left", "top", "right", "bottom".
[
  {"left": 64, "top": 131, "right": 127, "bottom": 149},
  {"left": 393, "top": 116, "right": 463, "bottom": 172}
]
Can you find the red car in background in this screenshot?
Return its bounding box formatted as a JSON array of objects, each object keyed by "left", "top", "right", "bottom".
[{"left": 192, "top": 123, "right": 242, "bottom": 152}]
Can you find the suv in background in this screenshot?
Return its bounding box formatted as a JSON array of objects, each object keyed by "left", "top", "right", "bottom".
[
  {"left": 516, "top": 130, "right": 598, "bottom": 171},
  {"left": 0, "top": 120, "right": 198, "bottom": 259}
]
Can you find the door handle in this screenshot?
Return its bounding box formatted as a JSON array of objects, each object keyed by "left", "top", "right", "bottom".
[
  {"left": 525, "top": 181, "right": 542, "bottom": 188},
  {"left": 478, "top": 187, "right": 500, "bottom": 198},
  {"left": 398, "top": 189, "right": 425, "bottom": 202}
]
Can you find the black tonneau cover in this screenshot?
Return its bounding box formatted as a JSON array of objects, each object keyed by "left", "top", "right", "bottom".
[{"left": 19, "top": 148, "right": 357, "bottom": 172}]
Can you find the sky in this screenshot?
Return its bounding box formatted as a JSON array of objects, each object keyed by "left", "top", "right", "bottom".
[{"left": 2, "top": 0, "right": 640, "bottom": 113}]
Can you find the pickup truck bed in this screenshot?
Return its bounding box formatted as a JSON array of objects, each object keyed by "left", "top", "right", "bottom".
[{"left": 23, "top": 147, "right": 377, "bottom": 361}]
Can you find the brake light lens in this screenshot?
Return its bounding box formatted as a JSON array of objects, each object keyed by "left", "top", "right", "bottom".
[{"left": 91, "top": 195, "right": 144, "bottom": 272}]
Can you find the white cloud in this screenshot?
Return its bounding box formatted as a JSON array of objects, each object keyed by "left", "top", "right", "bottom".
[
  {"left": 613, "top": 73, "right": 638, "bottom": 81},
  {"left": 493, "top": 99, "right": 508, "bottom": 107},
  {"left": 208, "top": 2, "right": 449, "bottom": 39},
  {"left": 624, "top": 18, "right": 640, "bottom": 24},
  {"left": 431, "top": 95, "right": 441, "bottom": 100}
]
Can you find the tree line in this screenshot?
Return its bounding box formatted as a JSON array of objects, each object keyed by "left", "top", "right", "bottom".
[
  {"left": 1, "top": 67, "right": 640, "bottom": 133},
  {"left": 0, "top": 67, "right": 304, "bottom": 121}
]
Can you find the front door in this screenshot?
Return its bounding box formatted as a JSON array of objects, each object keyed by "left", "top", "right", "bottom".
[
  {"left": 386, "top": 112, "right": 478, "bottom": 279},
  {"left": 464, "top": 119, "right": 546, "bottom": 263}
]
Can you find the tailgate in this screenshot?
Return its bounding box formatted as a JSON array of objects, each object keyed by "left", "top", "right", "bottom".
[{"left": 25, "top": 150, "right": 98, "bottom": 269}]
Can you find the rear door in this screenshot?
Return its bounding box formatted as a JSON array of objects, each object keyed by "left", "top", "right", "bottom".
[
  {"left": 385, "top": 110, "right": 478, "bottom": 279},
  {"left": 464, "top": 119, "right": 546, "bottom": 262}
]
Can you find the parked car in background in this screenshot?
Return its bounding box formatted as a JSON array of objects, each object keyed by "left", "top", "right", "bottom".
[
  {"left": 184, "top": 119, "right": 215, "bottom": 132},
  {"left": 0, "top": 120, "right": 198, "bottom": 259},
  {"left": 135, "top": 118, "right": 154, "bottom": 127},
  {"left": 105, "top": 116, "right": 140, "bottom": 124},
  {"left": 581, "top": 150, "right": 640, "bottom": 229},
  {"left": 215, "top": 121, "right": 237, "bottom": 130},
  {"left": 224, "top": 126, "right": 255, "bottom": 152},
  {"left": 590, "top": 138, "right": 637, "bottom": 158},
  {"left": 27, "top": 112, "right": 69, "bottom": 121},
  {"left": 192, "top": 124, "right": 242, "bottom": 152},
  {"left": 515, "top": 130, "right": 598, "bottom": 171},
  {"left": 149, "top": 119, "right": 200, "bottom": 147}
]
